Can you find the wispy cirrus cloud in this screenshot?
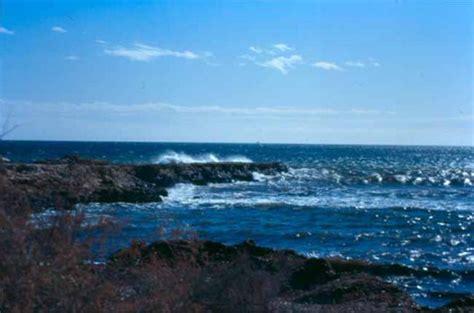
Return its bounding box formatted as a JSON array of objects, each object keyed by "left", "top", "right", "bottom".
[
  {"left": 104, "top": 43, "right": 207, "bottom": 62},
  {"left": 248, "top": 43, "right": 292, "bottom": 55},
  {"left": 259, "top": 55, "right": 303, "bottom": 74},
  {"left": 1, "top": 98, "right": 390, "bottom": 118},
  {"left": 242, "top": 43, "right": 381, "bottom": 74},
  {"left": 242, "top": 43, "right": 301, "bottom": 74},
  {"left": 249, "top": 46, "right": 264, "bottom": 54},
  {"left": 0, "top": 26, "right": 14, "bottom": 35},
  {"left": 312, "top": 61, "right": 343, "bottom": 71},
  {"left": 51, "top": 26, "right": 67, "bottom": 33},
  {"left": 12, "top": 99, "right": 473, "bottom": 131},
  {"left": 345, "top": 59, "right": 381, "bottom": 68},
  {"left": 345, "top": 61, "right": 365, "bottom": 68},
  {"left": 273, "top": 43, "right": 293, "bottom": 52},
  {"left": 309, "top": 58, "right": 381, "bottom": 72},
  {"left": 369, "top": 57, "right": 381, "bottom": 67}
]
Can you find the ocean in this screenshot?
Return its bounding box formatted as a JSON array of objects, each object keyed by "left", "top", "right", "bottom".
[{"left": 1, "top": 141, "right": 473, "bottom": 307}]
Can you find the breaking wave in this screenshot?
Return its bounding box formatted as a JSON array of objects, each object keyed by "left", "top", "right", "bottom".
[
  {"left": 282, "top": 167, "right": 474, "bottom": 187},
  {"left": 161, "top": 182, "right": 474, "bottom": 211},
  {"left": 154, "top": 151, "right": 252, "bottom": 164}
]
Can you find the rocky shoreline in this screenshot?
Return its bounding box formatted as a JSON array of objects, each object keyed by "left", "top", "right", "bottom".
[
  {"left": 0, "top": 155, "right": 287, "bottom": 212},
  {"left": 108, "top": 239, "right": 472, "bottom": 312},
  {"left": 1, "top": 156, "right": 472, "bottom": 312}
]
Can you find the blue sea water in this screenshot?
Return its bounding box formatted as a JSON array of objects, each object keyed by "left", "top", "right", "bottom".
[{"left": 1, "top": 141, "right": 473, "bottom": 307}]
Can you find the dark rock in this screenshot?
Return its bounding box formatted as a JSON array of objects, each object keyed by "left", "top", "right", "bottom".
[
  {"left": 92, "top": 188, "right": 167, "bottom": 203},
  {"left": 14, "top": 164, "right": 37, "bottom": 173},
  {"left": 290, "top": 258, "right": 337, "bottom": 289},
  {"left": 108, "top": 239, "right": 472, "bottom": 312},
  {"left": 235, "top": 240, "right": 275, "bottom": 257},
  {"left": 326, "top": 258, "right": 460, "bottom": 280},
  {"left": 108, "top": 240, "right": 431, "bottom": 312},
  {"left": 134, "top": 162, "right": 286, "bottom": 187},
  {"left": 435, "top": 295, "right": 474, "bottom": 312},
  {"left": 1, "top": 157, "right": 287, "bottom": 212},
  {"left": 294, "top": 274, "right": 413, "bottom": 306},
  {"left": 36, "top": 155, "right": 109, "bottom": 165}
]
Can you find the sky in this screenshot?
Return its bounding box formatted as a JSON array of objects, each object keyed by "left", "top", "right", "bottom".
[{"left": 0, "top": 0, "right": 473, "bottom": 145}]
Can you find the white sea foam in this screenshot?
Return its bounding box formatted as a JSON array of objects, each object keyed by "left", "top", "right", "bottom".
[
  {"left": 280, "top": 166, "right": 474, "bottom": 187},
  {"left": 161, "top": 181, "right": 474, "bottom": 211},
  {"left": 154, "top": 151, "right": 252, "bottom": 164},
  {"left": 252, "top": 171, "right": 273, "bottom": 182},
  {"left": 394, "top": 174, "right": 409, "bottom": 184},
  {"left": 165, "top": 183, "right": 198, "bottom": 203}
]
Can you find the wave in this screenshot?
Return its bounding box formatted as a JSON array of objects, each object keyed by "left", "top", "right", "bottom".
[
  {"left": 161, "top": 183, "right": 474, "bottom": 211},
  {"left": 283, "top": 167, "right": 474, "bottom": 187},
  {"left": 154, "top": 151, "right": 252, "bottom": 164}
]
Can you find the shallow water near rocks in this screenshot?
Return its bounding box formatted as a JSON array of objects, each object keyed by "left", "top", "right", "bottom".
[{"left": 3, "top": 141, "right": 473, "bottom": 308}]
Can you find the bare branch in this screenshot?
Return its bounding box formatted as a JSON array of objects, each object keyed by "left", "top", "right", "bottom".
[
  {"left": 0, "top": 104, "right": 20, "bottom": 140},
  {"left": 0, "top": 124, "right": 20, "bottom": 140}
]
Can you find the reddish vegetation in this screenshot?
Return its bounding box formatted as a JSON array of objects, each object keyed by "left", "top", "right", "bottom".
[{"left": 0, "top": 158, "right": 472, "bottom": 312}]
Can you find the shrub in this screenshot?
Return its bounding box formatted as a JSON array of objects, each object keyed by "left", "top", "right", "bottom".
[{"left": 0, "top": 175, "right": 279, "bottom": 312}]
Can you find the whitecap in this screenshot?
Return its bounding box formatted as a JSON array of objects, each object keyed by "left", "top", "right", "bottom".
[
  {"left": 154, "top": 151, "right": 252, "bottom": 164},
  {"left": 164, "top": 183, "right": 197, "bottom": 203},
  {"left": 413, "top": 177, "right": 424, "bottom": 185},
  {"left": 370, "top": 172, "right": 383, "bottom": 183},
  {"left": 394, "top": 174, "right": 409, "bottom": 184},
  {"left": 252, "top": 171, "right": 272, "bottom": 182}
]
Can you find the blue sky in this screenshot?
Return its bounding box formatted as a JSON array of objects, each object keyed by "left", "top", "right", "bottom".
[{"left": 0, "top": 0, "right": 472, "bottom": 145}]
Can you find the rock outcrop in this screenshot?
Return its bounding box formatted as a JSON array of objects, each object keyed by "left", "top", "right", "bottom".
[
  {"left": 108, "top": 239, "right": 473, "bottom": 312},
  {"left": 0, "top": 155, "right": 287, "bottom": 212}
]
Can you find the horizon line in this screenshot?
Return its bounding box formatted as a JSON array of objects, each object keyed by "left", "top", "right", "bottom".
[{"left": 1, "top": 138, "right": 472, "bottom": 148}]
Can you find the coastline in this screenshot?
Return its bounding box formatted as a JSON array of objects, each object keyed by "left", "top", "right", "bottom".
[
  {"left": 0, "top": 156, "right": 472, "bottom": 312},
  {"left": 108, "top": 239, "right": 473, "bottom": 312},
  {"left": 0, "top": 155, "right": 287, "bottom": 212}
]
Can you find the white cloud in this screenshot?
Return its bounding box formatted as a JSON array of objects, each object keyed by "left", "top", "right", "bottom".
[
  {"left": 273, "top": 43, "right": 293, "bottom": 52},
  {"left": 65, "top": 55, "right": 79, "bottom": 61},
  {"left": 245, "top": 45, "right": 379, "bottom": 73},
  {"left": 95, "top": 39, "right": 107, "bottom": 45},
  {"left": 345, "top": 61, "right": 365, "bottom": 68},
  {"left": 0, "top": 26, "right": 14, "bottom": 35},
  {"left": 368, "top": 57, "right": 381, "bottom": 67},
  {"left": 51, "top": 26, "right": 67, "bottom": 33},
  {"left": 243, "top": 44, "right": 301, "bottom": 73},
  {"left": 344, "top": 59, "right": 381, "bottom": 69},
  {"left": 259, "top": 55, "right": 303, "bottom": 74},
  {"left": 249, "top": 44, "right": 293, "bottom": 55},
  {"left": 104, "top": 43, "right": 203, "bottom": 62},
  {"left": 1, "top": 98, "right": 389, "bottom": 118},
  {"left": 249, "top": 46, "right": 263, "bottom": 54},
  {"left": 312, "top": 61, "right": 343, "bottom": 71},
  {"left": 133, "top": 103, "right": 340, "bottom": 115}
]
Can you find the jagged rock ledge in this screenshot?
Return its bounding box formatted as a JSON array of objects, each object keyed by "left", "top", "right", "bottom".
[
  {"left": 108, "top": 239, "right": 473, "bottom": 312},
  {"left": 0, "top": 155, "right": 287, "bottom": 212}
]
